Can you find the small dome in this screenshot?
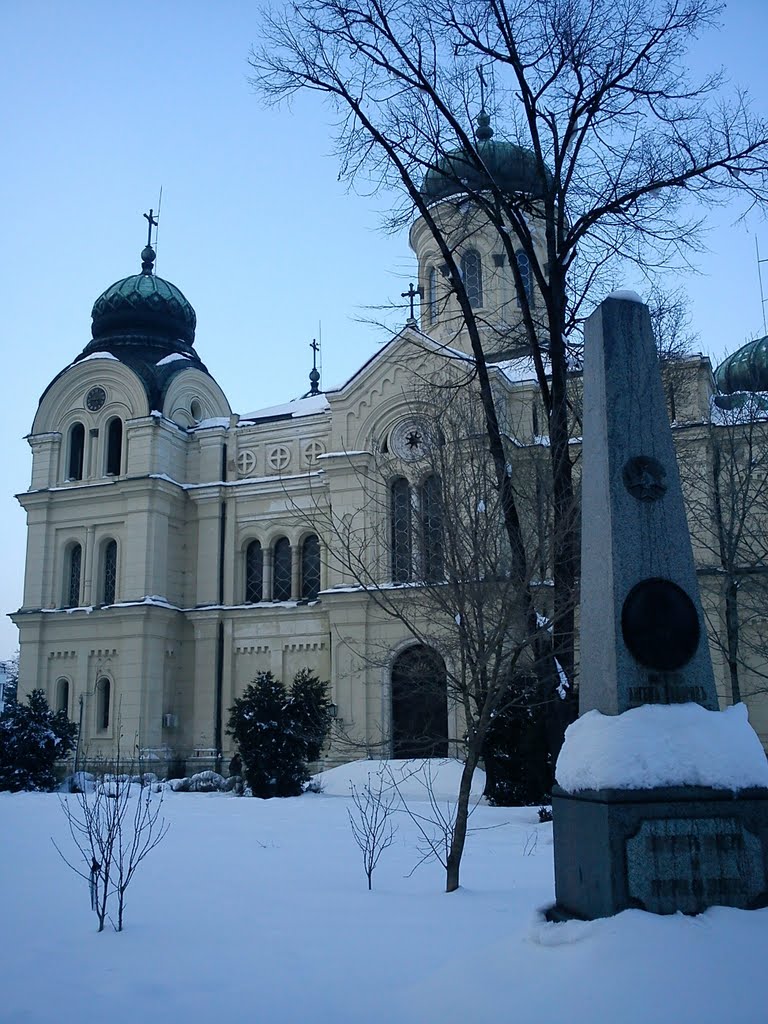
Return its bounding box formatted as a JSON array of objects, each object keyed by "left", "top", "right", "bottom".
[
  {"left": 91, "top": 250, "right": 197, "bottom": 346},
  {"left": 714, "top": 336, "right": 768, "bottom": 395},
  {"left": 421, "top": 139, "right": 549, "bottom": 203}
]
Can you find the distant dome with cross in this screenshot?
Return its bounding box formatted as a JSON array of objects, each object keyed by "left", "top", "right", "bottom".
[{"left": 420, "top": 111, "right": 551, "bottom": 203}]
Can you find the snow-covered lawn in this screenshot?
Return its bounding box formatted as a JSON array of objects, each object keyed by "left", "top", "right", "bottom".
[{"left": 1, "top": 761, "right": 765, "bottom": 1024}]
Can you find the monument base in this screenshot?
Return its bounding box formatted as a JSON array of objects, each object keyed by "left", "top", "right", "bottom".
[{"left": 549, "top": 784, "right": 768, "bottom": 920}]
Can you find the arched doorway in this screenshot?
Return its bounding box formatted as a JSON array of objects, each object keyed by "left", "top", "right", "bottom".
[{"left": 391, "top": 645, "right": 448, "bottom": 758}]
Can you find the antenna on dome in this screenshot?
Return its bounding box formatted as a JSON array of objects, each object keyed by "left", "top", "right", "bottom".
[
  {"left": 477, "top": 63, "right": 487, "bottom": 112},
  {"left": 154, "top": 186, "right": 163, "bottom": 272},
  {"left": 756, "top": 236, "right": 768, "bottom": 336}
]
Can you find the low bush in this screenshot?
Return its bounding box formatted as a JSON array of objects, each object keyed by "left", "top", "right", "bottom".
[{"left": 0, "top": 689, "right": 77, "bottom": 792}]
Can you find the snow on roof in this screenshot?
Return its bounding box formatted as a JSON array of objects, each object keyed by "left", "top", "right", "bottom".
[
  {"left": 156, "top": 352, "right": 192, "bottom": 366},
  {"left": 494, "top": 356, "right": 540, "bottom": 383},
  {"left": 608, "top": 289, "right": 644, "bottom": 303},
  {"left": 710, "top": 392, "right": 768, "bottom": 425},
  {"left": 79, "top": 351, "right": 118, "bottom": 361},
  {"left": 241, "top": 394, "right": 330, "bottom": 421},
  {"left": 318, "top": 450, "right": 371, "bottom": 459},
  {"left": 190, "top": 417, "right": 230, "bottom": 430},
  {"left": 556, "top": 702, "right": 768, "bottom": 793}
]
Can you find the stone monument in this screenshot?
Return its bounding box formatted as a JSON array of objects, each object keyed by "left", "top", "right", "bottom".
[{"left": 550, "top": 293, "right": 768, "bottom": 920}]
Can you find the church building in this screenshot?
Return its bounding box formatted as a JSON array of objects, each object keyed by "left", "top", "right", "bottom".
[{"left": 11, "top": 129, "right": 768, "bottom": 771}]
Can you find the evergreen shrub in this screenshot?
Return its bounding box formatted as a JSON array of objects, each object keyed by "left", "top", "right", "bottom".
[
  {"left": 482, "top": 703, "right": 553, "bottom": 806},
  {"left": 0, "top": 689, "right": 77, "bottom": 792},
  {"left": 227, "top": 669, "right": 332, "bottom": 798}
]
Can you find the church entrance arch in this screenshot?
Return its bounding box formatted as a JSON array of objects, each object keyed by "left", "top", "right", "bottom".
[{"left": 391, "top": 645, "right": 448, "bottom": 758}]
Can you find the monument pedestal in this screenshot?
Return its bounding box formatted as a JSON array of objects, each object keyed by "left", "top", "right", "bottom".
[{"left": 550, "top": 784, "right": 768, "bottom": 920}]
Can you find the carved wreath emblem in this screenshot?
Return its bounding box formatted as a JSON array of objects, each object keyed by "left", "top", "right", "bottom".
[{"left": 622, "top": 455, "right": 667, "bottom": 502}]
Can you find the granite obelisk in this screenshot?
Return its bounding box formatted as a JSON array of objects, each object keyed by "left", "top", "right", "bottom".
[{"left": 579, "top": 293, "right": 718, "bottom": 715}]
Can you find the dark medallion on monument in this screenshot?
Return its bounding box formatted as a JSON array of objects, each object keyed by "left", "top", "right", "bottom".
[
  {"left": 623, "top": 455, "right": 667, "bottom": 501},
  {"left": 621, "top": 577, "right": 700, "bottom": 671}
]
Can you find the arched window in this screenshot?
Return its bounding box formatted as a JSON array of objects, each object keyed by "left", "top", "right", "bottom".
[
  {"left": 301, "top": 534, "right": 321, "bottom": 600},
  {"left": 102, "top": 539, "right": 117, "bottom": 605},
  {"left": 55, "top": 678, "right": 69, "bottom": 715},
  {"left": 391, "top": 645, "right": 448, "bottom": 758},
  {"left": 427, "top": 266, "right": 438, "bottom": 324},
  {"left": 245, "top": 540, "right": 263, "bottom": 603},
  {"left": 421, "top": 474, "right": 444, "bottom": 583},
  {"left": 65, "top": 544, "right": 82, "bottom": 608},
  {"left": 96, "top": 677, "right": 111, "bottom": 731},
  {"left": 461, "top": 250, "right": 483, "bottom": 308},
  {"left": 391, "top": 477, "right": 412, "bottom": 583},
  {"left": 106, "top": 417, "right": 123, "bottom": 475},
  {"left": 515, "top": 250, "right": 534, "bottom": 308},
  {"left": 273, "top": 538, "right": 292, "bottom": 601},
  {"left": 68, "top": 422, "right": 85, "bottom": 481}
]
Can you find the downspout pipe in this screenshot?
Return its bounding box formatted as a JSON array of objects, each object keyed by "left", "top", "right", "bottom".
[{"left": 214, "top": 441, "right": 227, "bottom": 763}]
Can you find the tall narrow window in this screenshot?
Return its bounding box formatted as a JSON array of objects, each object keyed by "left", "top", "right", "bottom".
[
  {"left": 273, "top": 537, "right": 292, "bottom": 601},
  {"left": 391, "top": 477, "right": 412, "bottom": 583},
  {"left": 301, "top": 534, "right": 321, "bottom": 600},
  {"left": 421, "top": 474, "right": 444, "bottom": 582},
  {"left": 55, "top": 678, "right": 69, "bottom": 715},
  {"left": 102, "top": 539, "right": 117, "bottom": 604},
  {"left": 515, "top": 250, "right": 534, "bottom": 307},
  {"left": 96, "top": 677, "right": 111, "bottom": 731},
  {"left": 461, "top": 250, "right": 483, "bottom": 308},
  {"left": 245, "top": 540, "right": 263, "bottom": 603},
  {"left": 66, "top": 544, "right": 82, "bottom": 608},
  {"left": 106, "top": 417, "right": 123, "bottom": 475},
  {"left": 68, "top": 422, "right": 85, "bottom": 481},
  {"left": 428, "top": 266, "right": 438, "bottom": 324}
]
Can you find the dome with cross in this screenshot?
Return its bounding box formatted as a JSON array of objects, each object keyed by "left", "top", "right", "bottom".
[
  {"left": 37, "top": 215, "right": 222, "bottom": 414},
  {"left": 421, "top": 112, "right": 550, "bottom": 203},
  {"left": 89, "top": 244, "right": 197, "bottom": 350}
]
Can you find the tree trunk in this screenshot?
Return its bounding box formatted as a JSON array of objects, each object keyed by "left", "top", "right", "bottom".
[
  {"left": 544, "top": 285, "right": 578, "bottom": 752},
  {"left": 445, "top": 748, "right": 481, "bottom": 892},
  {"left": 725, "top": 578, "right": 741, "bottom": 704}
]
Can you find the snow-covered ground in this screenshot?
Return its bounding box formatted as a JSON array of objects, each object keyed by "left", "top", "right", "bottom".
[{"left": 1, "top": 760, "right": 765, "bottom": 1024}]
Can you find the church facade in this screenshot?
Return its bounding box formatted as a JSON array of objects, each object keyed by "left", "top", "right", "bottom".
[{"left": 11, "top": 146, "right": 768, "bottom": 771}]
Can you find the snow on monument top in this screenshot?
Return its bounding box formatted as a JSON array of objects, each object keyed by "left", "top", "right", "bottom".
[{"left": 556, "top": 702, "right": 768, "bottom": 793}]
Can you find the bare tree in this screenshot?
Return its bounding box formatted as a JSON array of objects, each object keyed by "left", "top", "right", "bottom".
[
  {"left": 296, "top": 355, "right": 570, "bottom": 890},
  {"left": 251, "top": 0, "right": 768, "bottom": 719},
  {"left": 55, "top": 747, "right": 169, "bottom": 932},
  {"left": 679, "top": 396, "right": 768, "bottom": 705},
  {"left": 348, "top": 770, "right": 399, "bottom": 888}
]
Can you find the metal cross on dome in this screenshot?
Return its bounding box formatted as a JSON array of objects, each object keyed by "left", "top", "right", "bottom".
[
  {"left": 401, "top": 282, "right": 421, "bottom": 320},
  {"left": 143, "top": 208, "right": 158, "bottom": 247}
]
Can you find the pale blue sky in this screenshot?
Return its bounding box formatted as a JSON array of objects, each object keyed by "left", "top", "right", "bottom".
[{"left": 1, "top": 1, "right": 767, "bottom": 657}]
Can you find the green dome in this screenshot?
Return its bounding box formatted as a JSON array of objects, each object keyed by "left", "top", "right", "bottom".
[
  {"left": 91, "top": 246, "right": 196, "bottom": 345},
  {"left": 714, "top": 336, "right": 768, "bottom": 396},
  {"left": 421, "top": 115, "right": 550, "bottom": 202}
]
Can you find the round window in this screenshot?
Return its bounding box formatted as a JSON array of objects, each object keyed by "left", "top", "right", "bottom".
[
  {"left": 85, "top": 385, "right": 107, "bottom": 412},
  {"left": 190, "top": 399, "right": 203, "bottom": 423}
]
